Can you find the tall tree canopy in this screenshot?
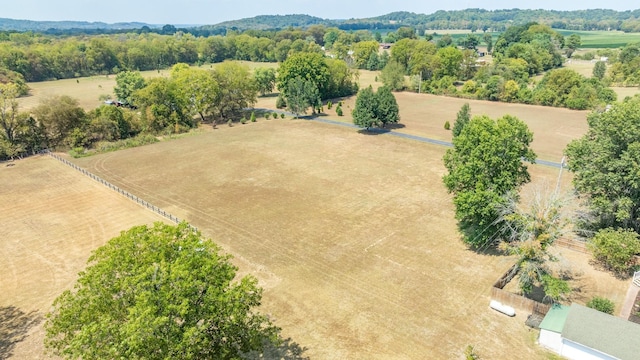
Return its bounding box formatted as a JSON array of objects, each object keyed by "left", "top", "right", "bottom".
[
  {"left": 443, "top": 115, "right": 536, "bottom": 247},
  {"left": 277, "top": 52, "right": 357, "bottom": 100},
  {"left": 277, "top": 52, "right": 330, "bottom": 100},
  {"left": 566, "top": 96, "right": 640, "bottom": 233},
  {"left": 45, "top": 222, "right": 294, "bottom": 360},
  {"left": 352, "top": 85, "right": 400, "bottom": 129},
  {"left": 114, "top": 71, "right": 146, "bottom": 106}
]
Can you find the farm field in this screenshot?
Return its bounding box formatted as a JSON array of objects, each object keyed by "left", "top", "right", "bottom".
[
  {"left": 555, "top": 29, "right": 640, "bottom": 48},
  {"left": 274, "top": 78, "right": 591, "bottom": 162},
  {"left": 0, "top": 155, "right": 166, "bottom": 359},
  {"left": 1, "top": 115, "right": 630, "bottom": 359},
  {"left": 64, "top": 119, "right": 623, "bottom": 359}
]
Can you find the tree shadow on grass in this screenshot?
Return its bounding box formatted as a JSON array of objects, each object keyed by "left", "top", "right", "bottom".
[
  {"left": 0, "top": 306, "right": 43, "bottom": 360},
  {"left": 357, "top": 123, "right": 406, "bottom": 136},
  {"left": 384, "top": 123, "right": 406, "bottom": 130},
  {"left": 241, "top": 337, "right": 309, "bottom": 360}
]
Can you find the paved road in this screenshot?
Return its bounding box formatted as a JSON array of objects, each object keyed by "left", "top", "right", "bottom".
[{"left": 257, "top": 108, "right": 565, "bottom": 169}]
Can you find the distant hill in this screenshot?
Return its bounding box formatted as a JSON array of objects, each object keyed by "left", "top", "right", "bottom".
[
  {"left": 198, "top": 8, "right": 640, "bottom": 33},
  {"left": 2, "top": 8, "right": 640, "bottom": 33},
  {"left": 336, "top": 9, "right": 640, "bottom": 31},
  {"left": 198, "top": 14, "right": 327, "bottom": 31},
  {"left": 0, "top": 18, "right": 157, "bottom": 31}
]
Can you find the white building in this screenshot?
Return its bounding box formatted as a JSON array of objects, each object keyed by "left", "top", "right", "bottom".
[{"left": 539, "top": 303, "right": 640, "bottom": 360}]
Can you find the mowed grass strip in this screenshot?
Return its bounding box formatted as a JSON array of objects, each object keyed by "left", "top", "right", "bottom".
[{"left": 73, "top": 120, "right": 561, "bottom": 359}]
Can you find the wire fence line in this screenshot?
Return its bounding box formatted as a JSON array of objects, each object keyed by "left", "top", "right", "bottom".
[{"left": 44, "top": 150, "right": 198, "bottom": 232}]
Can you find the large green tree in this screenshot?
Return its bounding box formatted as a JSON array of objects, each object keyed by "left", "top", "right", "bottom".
[
  {"left": 277, "top": 52, "right": 330, "bottom": 100},
  {"left": 134, "top": 77, "right": 191, "bottom": 133},
  {"left": 210, "top": 61, "right": 258, "bottom": 122},
  {"left": 352, "top": 86, "right": 378, "bottom": 129},
  {"left": 375, "top": 86, "right": 400, "bottom": 128},
  {"left": 451, "top": 103, "right": 471, "bottom": 138},
  {"left": 253, "top": 67, "right": 276, "bottom": 96},
  {"left": 352, "top": 85, "right": 400, "bottom": 129},
  {"left": 171, "top": 64, "right": 220, "bottom": 123},
  {"left": 33, "top": 95, "right": 87, "bottom": 148},
  {"left": 380, "top": 60, "right": 405, "bottom": 91},
  {"left": 284, "top": 77, "right": 320, "bottom": 117},
  {"left": 443, "top": 115, "right": 536, "bottom": 247},
  {"left": 45, "top": 222, "right": 295, "bottom": 360},
  {"left": 114, "top": 71, "right": 146, "bottom": 106},
  {"left": 566, "top": 96, "right": 640, "bottom": 233}
]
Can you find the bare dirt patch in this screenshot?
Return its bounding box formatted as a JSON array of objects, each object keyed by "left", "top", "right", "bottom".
[{"left": 0, "top": 156, "right": 165, "bottom": 359}]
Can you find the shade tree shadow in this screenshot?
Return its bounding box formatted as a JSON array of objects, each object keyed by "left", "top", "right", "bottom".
[{"left": 0, "top": 306, "right": 43, "bottom": 360}]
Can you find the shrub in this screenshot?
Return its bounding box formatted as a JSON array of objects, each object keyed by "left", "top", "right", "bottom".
[
  {"left": 227, "top": 119, "right": 233, "bottom": 127},
  {"left": 327, "top": 101, "right": 333, "bottom": 109},
  {"left": 464, "top": 345, "right": 480, "bottom": 360},
  {"left": 588, "top": 228, "right": 640, "bottom": 275},
  {"left": 250, "top": 112, "right": 256, "bottom": 122},
  {"left": 444, "top": 120, "right": 451, "bottom": 130},
  {"left": 586, "top": 296, "right": 615, "bottom": 315},
  {"left": 241, "top": 117, "right": 247, "bottom": 124},
  {"left": 280, "top": 113, "right": 285, "bottom": 119},
  {"left": 541, "top": 274, "right": 571, "bottom": 303},
  {"left": 336, "top": 105, "right": 343, "bottom": 116},
  {"left": 265, "top": 113, "right": 271, "bottom": 120},
  {"left": 276, "top": 95, "right": 286, "bottom": 109}
]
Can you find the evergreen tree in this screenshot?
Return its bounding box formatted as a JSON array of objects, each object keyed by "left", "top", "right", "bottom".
[{"left": 452, "top": 103, "right": 471, "bottom": 137}]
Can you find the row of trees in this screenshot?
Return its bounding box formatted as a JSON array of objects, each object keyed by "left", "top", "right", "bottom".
[
  {"left": 348, "top": 9, "right": 640, "bottom": 33},
  {"left": 442, "top": 104, "right": 574, "bottom": 301},
  {"left": 444, "top": 95, "right": 640, "bottom": 297},
  {"left": 0, "top": 31, "right": 324, "bottom": 82},
  {"left": 0, "top": 51, "right": 359, "bottom": 160},
  {"left": 566, "top": 96, "right": 640, "bottom": 275},
  {"left": 0, "top": 61, "right": 261, "bottom": 159},
  {"left": 368, "top": 23, "right": 616, "bottom": 110}
]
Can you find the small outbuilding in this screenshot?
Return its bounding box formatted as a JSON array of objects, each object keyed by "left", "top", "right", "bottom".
[{"left": 538, "top": 303, "right": 640, "bottom": 360}]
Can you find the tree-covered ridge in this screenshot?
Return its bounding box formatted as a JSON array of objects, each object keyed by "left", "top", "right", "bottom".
[
  {"left": 200, "top": 14, "right": 326, "bottom": 31},
  {"left": 0, "top": 18, "right": 156, "bottom": 31},
  {"left": 352, "top": 8, "right": 640, "bottom": 32},
  {"left": 2, "top": 8, "right": 640, "bottom": 33}
]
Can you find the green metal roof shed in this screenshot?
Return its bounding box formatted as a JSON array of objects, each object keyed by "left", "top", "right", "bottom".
[{"left": 539, "top": 304, "right": 570, "bottom": 333}]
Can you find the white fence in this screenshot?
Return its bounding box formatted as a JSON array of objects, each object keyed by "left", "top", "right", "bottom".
[
  {"left": 634, "top": 271, "right": 640, "bottom": 287},
  {"left": 45, "top": 150, "right": 198, "bottom": 232}
]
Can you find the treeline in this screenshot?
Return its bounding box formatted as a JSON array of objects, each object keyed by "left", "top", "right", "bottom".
[
  {"left": 350, "top": 23, "right": 615, "bottom": 110},
  {"left": 350, "top": 9, "right": 640, "bottom": 33},
  {"left": 0, "top": 51, "right": 358, "bottom": 160},
  {"left": 4, "top": 8, "right": 640, "bottom": 36},
  {"left": 0, "top": 62, "right": 258, "bottom": 159},
  {"left": 0, "top": 29, "right": 325, "bottom": 82}
]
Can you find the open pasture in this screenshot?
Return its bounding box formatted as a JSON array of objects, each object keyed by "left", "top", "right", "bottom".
[
  {"left": 67, "top": 119, "right": 583, "bottom": 359},
  {"left": 556, "top": 29, "right": 640, "bottom": 48},
  {"left": 0, "top": 155, "right": 165, "bottom": 359},
  {"left": 17, "top": 61, "right": 278, "bottom": 111}
]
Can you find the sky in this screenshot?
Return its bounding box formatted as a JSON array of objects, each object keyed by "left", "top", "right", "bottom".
[{"left": 1, "top": 0, "right": 638, "bottom": 25}]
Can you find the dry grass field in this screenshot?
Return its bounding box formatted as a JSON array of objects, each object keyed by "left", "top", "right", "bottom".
[
  {"left": 0, "top": 155, "right": 165, "bottom": 359},
  {"left": 66, "top": 119, "right": 621, "bottom": 359},
  {"left": 3, "top": 62, "right": 632, "bottom": 359}
]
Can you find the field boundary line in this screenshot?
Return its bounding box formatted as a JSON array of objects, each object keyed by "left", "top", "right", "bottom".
[{"left": 43, "top": 150, "right": 198, "bottom": 232}]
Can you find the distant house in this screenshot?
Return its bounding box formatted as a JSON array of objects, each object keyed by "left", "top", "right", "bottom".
[{"left": 539, "top": 303, "right": 640, "bottom": 360}]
